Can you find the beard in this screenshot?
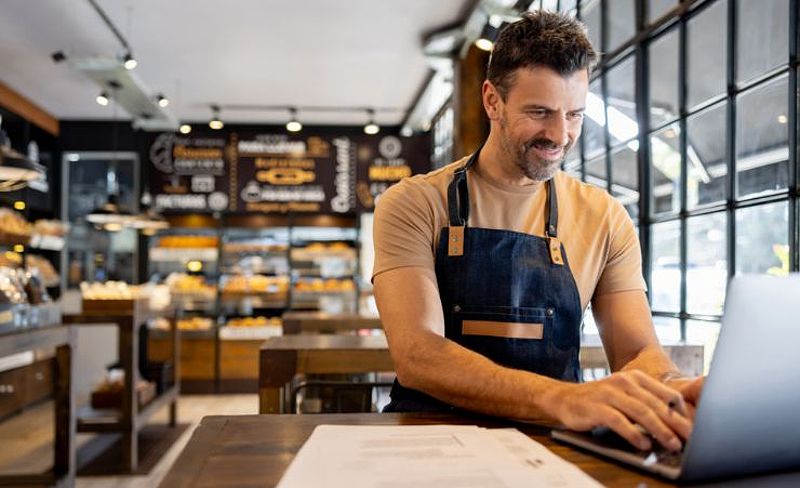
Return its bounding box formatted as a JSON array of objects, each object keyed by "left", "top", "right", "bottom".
[{"left": 498, "top": 119, "right": 573, "bottom": 182}]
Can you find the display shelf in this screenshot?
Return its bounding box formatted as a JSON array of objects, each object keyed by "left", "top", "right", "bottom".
[
  {"left": 149, "top": 247, "right": 219, "bottom": 262},
  {"left": 0, "top": 231, "right": 30, "bottom": 246},
  {"left": 219, "top": 325, "right": 282, "bottom": 340},
  {"left": 28, "top": 233, "right": 64, "bottom": 251}
]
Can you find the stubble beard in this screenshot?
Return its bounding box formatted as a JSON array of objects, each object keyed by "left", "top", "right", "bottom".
[{"left": 498, "top": 118, "right": 572, "bottom": 182}]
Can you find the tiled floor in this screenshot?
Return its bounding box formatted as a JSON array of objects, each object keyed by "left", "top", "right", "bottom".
[{"left": 0, "top": 394, "right": 258, "bottom": 488}]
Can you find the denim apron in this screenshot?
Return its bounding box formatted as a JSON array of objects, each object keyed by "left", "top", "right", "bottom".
[{"left": 384, "top": 147, "right": 583, "bottom": 412}]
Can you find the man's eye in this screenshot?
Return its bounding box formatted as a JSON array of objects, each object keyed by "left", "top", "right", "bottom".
[
  {"left": 568, "top": 112, "right": 585, "bottom": 120},
  {"left": 528, "top": 110, "right": 549, "bottom": 119}
]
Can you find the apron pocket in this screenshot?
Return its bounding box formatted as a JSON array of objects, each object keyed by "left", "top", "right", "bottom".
[
  {"left": 462, "top": 319, "right": 543, "bottom": 339},
  {"left": 453, "top": 306, "right": 552, "bottom": 340}
]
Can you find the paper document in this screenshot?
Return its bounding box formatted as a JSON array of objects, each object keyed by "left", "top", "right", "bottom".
[{"left": 276, "top": 424, "right": 601, "bottom": 488}]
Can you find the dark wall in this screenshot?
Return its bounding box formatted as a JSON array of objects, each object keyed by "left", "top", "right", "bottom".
[{"left": 0, "top": 106, "right": 59, "bottom": 219}]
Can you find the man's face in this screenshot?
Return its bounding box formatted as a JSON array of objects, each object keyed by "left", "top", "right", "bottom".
[{"left": 488, "top": 66, "right": 588, "bottom": 181}]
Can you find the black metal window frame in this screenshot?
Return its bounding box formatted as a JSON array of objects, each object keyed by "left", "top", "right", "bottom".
[{"left": 565, "top": 0, "right": 800, "bottom": 339}]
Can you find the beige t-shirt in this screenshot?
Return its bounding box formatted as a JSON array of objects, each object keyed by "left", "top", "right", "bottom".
[{"left": 372, "top": 157, "right": 646, "bottom": 311}]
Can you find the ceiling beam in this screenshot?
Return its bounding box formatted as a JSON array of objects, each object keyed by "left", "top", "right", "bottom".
[{"left": 0, "top": 81, "right": 60, "bottom": 136}]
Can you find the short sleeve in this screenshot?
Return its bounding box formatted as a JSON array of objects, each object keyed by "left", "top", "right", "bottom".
[
  {"left": 593, "top": 200, "right": 647, "bottom": 297},
  {"left": 372, "top": 179, "right": 438, "bottom": 281}
]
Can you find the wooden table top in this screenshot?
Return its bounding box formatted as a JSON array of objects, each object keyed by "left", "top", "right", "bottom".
[
  {"left": 281, "top": 312, "right": 382, "bottom": 334},
  {"left": 259, "top": 333, "right": 702, "bottom": 353},
  {"left": 160, "top": 413, "right": 678, "bottom": 488},
  {"left": 260, "top": 333, "right": 388, "bottom": 350}
]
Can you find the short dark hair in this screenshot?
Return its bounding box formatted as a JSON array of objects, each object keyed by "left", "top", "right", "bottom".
[{"left": 487, "top": 11, "right": 597, "bottom": 100}]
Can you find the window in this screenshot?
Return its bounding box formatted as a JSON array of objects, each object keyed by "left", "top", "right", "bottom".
[
  {"left": 735, "top": 75, "right": 790, "bottom": 199},
  {"left": 648, "top": 27, "right": 680, "bottom": 128},
  {"left": 687, "top": 102, "right": 727, "bottom": 209},
  {"left": 648, "top": 0, "right": 676, "bottom": 24},
  {"left": 607, "top": 0, "right": 637, "bottom": 53},
  {"left": 736, "top": 0, "right": 789, "bottom": 85},
  {"left": 570, "top": 0, "right": 798, "bottom": 348},
  {"left": 686, "top": 0, "right": 727, "bottom": 110}
]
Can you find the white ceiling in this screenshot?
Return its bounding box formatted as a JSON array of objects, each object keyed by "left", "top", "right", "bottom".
[{"left": 0, "top": 0, "right": 470, "bottom": 126}]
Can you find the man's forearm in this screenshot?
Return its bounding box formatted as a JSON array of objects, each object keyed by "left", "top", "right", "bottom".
[
  {"left": 618, "top": 343, "right": 681, "bottom": 380},
  {"left": 396, "top": 331, "right": 565, "bottom": 421}
]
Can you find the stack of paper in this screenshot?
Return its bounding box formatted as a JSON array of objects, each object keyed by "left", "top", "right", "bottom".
[{"left": 277, "top": 425, "right": 601, "bottom": 487}]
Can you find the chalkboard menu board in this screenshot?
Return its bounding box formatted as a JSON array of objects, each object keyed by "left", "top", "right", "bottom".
[
  {"left": 148, "top": 133, "right": 232, "bottom": 212},
  {"left": 147, "top": 129, "right": 430, "bottom": 214},
  {"left": 354, "top": 134, "right": 430, "bottom": 212},
  {"left": 230, "top": 133, "right": 356, "bottom": 214}
]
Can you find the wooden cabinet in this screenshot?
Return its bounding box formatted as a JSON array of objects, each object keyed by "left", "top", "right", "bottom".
[{"left": 0, "top": 359, "right": 54, "bottom": 420}]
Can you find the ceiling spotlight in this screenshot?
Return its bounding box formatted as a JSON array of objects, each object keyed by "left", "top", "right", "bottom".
[
  {"left": 123, "top": 52, "right": 137, "bottom": 70},
  {"left": 364, "top": 109, "right": 380, "bottom": 135},
  {"left": 157, "top": 94, "right": 169, "bottom": 108},
  {"left": 67, "top": 153, "right": 80, "bottom": 162},
  {"left": 777, "top": 114, "right": 788, "bottom": 124},
  {"left": 400, "top": 126, "right": 413, "bottom": 137},
  {"left": 179, "top": 124, "right": 192, "bottom": 134},
  {"left": 209, "top": 105, "right": 223, "bottom": 130},
  {"left": 286, "top": 107, "right": 302, "bottom": 132},
  {"left": 96, "top": 91, "right": 110, "bottom": 106},
  {"left": 475, "top": 24, "right": 498, "bottom": 52}
]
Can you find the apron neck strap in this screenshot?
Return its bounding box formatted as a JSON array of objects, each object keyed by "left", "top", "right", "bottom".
[
  {"left": 446, "top": 145, "right": 559, "bottom": 237},
  {"left": 447, "top": 147, "right": 480, "bottom": 227}
]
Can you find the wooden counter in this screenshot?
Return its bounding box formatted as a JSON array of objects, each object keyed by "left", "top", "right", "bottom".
[
  {"left": 258, "top": 334, "right": 704, "bottom": 413},
  {"left": 160, "top": 412, "right": 800, "bottom": 487}
]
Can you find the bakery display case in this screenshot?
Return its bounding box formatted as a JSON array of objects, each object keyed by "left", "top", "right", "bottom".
[{"left": 289, "top": 224, "right": 359, "bottom": 313}]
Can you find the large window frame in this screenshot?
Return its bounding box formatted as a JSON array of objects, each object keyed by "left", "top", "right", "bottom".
[{"left": 560, "top": 0, "right": 799, "bottom": 341}]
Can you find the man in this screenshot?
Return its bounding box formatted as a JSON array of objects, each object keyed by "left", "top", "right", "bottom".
[{"left": 373, "top": 11, "right": 703, "bottom": 453}]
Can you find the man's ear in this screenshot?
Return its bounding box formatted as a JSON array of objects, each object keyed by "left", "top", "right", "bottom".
[{"left": 482, "top": 80, "right": 503, "bottom": 121}]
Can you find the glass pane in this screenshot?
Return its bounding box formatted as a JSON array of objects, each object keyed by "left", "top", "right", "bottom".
[
  {"left": 736, "top": 75, "right": 789, "bottom": 199},
  {"left": 559, "top": 0, "right": 578, "bottom": 15},
  {"left": 653, "top": 316, "right": 682, "bottom": 345},
  {"left": 649, "top": 27, "right": 680, "bottom": 128},
  {"left": 651, "top": 220, "right": 681, "bottom": 312},
  {"left": 687, "top": 102, "right": 727, "bottom": 209},
  {"left": 583, "top": 78, "right": 606, "bottom": 159},
  {"left": 650, "top": 123, "right": 681, "bottom": 215},
  {"left": 610, "top": 142, "right": 639, "bottom": 219},
  {"left": 65, "top": 156, "right": 138, "bottom": 285},
  {"left": 687, "top": 0, "right": 727, "bottom": 109},
  {"left": 580, "top": 0, "right": 601, "bottom": 53},
  {"left": 606, "top": 57, "right": 638, "bottom": 147},
  {"left": 585, "top": 154, "right": 607, "bottom": 190},
  {"left": 687, "top": 213, "right": 727, "bottom": 315},
  {"left": 686, "top": 320, "right": 721, "bottom": 375},
  {"left": 648, "top": 0, "right": 677, "bottom": 23},
  {"left": 563, "top": 150, "right": 581, "bottom": 179},
  {"left": 735, "top": 201, "right": 789, "bottom": 276},
  {"left": 607, "top": 0, "right": 636, "bottom": 53},
  {"left": 736, "top": 0, "right": 789, "bottom": 84}
]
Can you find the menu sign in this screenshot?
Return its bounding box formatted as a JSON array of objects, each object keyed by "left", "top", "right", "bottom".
[
  {"left": 355, "top": 134, "right": 431, "bottom": 211},
  {"left": 231, "top": 133, "right": 356, "bottom": 214},
  {"left": 148, "top": 133, "right": 231, "bottom": 212}
]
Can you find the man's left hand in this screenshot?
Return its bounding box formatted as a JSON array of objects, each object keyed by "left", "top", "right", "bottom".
[{"left": 665, "top": 376, "right": 705, "bottom": 418}]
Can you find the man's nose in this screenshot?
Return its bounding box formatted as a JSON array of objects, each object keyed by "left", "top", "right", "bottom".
[{"left": 542, "top": 115, "right": 569, "bottom": 147}]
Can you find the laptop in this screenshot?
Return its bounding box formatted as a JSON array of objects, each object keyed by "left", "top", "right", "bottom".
[{"left": 552, "top": 274, "right": 800, "bottom": 482}]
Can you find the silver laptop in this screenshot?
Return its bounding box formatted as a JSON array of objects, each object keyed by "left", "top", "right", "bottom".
[{"left": 552, "top": 274, "right": 800, "bottom": 483}]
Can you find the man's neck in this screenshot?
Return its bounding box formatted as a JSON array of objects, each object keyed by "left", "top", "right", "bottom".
[{"left": 477, "top": 132, "right": 544, "bottom": 189}]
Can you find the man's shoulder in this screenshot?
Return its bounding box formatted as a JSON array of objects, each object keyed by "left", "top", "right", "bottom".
[{"left": 554, "top": 171, "right": 621, "bottom": 209}]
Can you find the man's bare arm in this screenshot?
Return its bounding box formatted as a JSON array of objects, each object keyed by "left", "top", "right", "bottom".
[
  {"left": 376, "top": 267, "right": 692, "bottom": 451},
  {"left": 592, "top": 290, "right": 704, "bottom": 408}
]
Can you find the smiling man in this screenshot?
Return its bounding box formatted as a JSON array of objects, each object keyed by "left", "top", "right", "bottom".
[{"left": 373, "top": 11, "right": 703, "bottom": 452}]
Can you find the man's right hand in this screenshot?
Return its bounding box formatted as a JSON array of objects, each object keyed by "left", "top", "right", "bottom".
[{"left": 546, "top": 369, "right": 692, "bottom": 452}]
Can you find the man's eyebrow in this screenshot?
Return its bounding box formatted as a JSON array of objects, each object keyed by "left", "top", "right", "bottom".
[
  {"left": 522, "top": 104, "right": 555, "bottom": 111},
  {"left": 521, "top": 104, "right": 586, "bottom": 112}
]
